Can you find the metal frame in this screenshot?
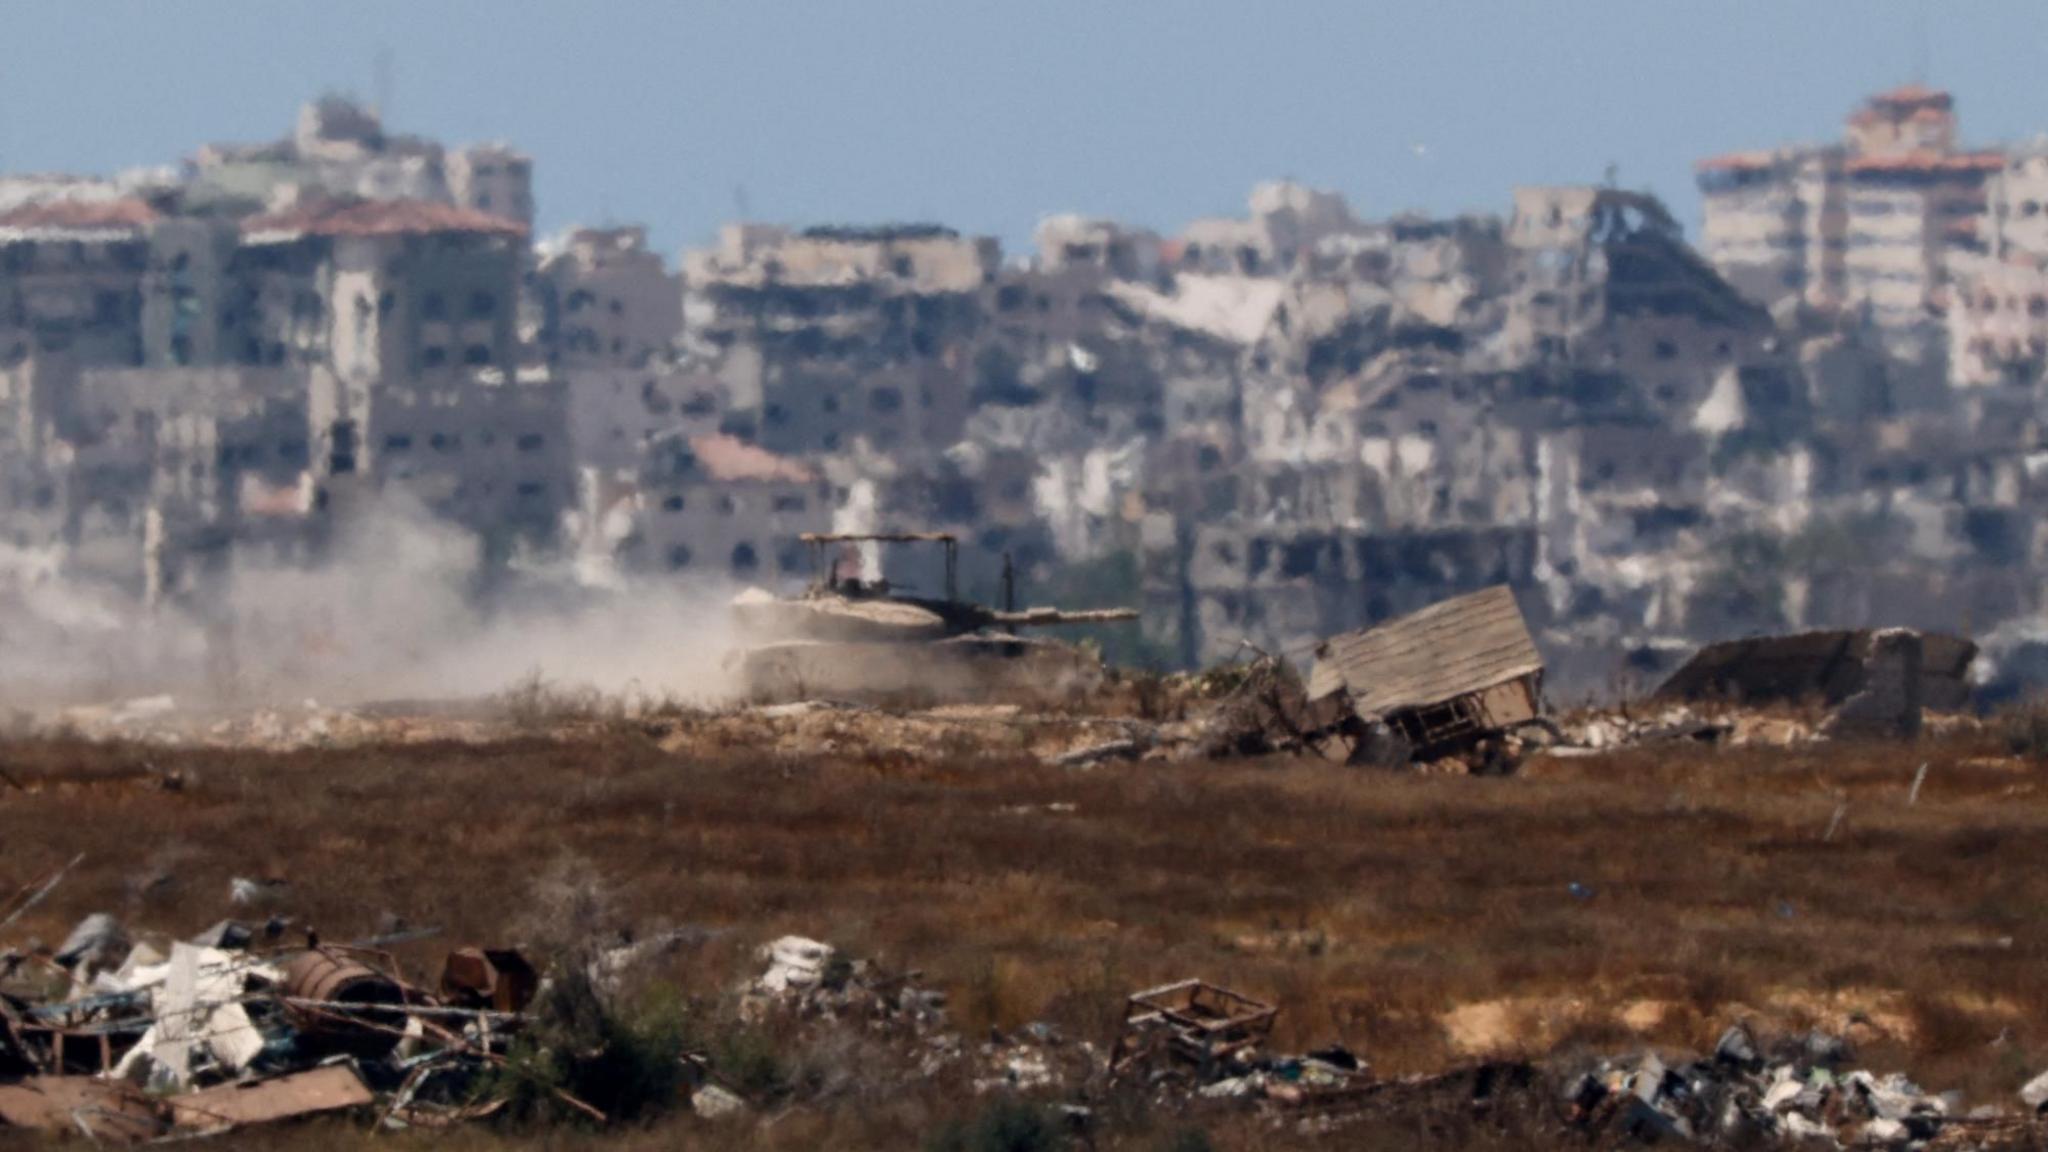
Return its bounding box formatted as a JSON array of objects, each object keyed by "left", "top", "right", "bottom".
[
  {"left": 800, "top": 531, "right": 958, "bottom": 602},
  {"left": 1110, "top": 979, "right": 1278, "bottom": 1082}
]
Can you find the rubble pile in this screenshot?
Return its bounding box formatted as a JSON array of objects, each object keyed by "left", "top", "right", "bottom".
[
  {"left": 1560, "top": 1024, "right": 2043, "bottom": 1150},
  {"left": 41, "top": 696, "right": 501, "bottom": 751},
  {"left": 1554, "top": 704, "right": 1821, "bottom": 753},
  {"left": 737, "top": 936, "right": 1103, "bottom": 1097},
  {"left": 0, "top": 911, "right": 556, "bottom": 1140},
  {"left": 9, "top": 909, "right": 2048, "bottom": 1149}
]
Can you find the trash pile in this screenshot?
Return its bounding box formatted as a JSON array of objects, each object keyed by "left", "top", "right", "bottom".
[
  {"left": 0, "top": 908, "right": 558, "bottom": 1141},
  {"left": 1106, "top": 978, "right": 1383, "bottom": 1119},
  {"left": 738, "top": 935, "right": 1102, "bottom": 1097},
  {"left": 741, "top": 935, "right": 948, "bottom": 1037},
  {"left": 1560, "top": 1024, "right": 2042, "bottom": 1150},
  {"left": 11, "top": 906, "right": 2048, "bottom": 1151},
  {"left": 1088, "top": 982, "right": 2048, "bottom": 1150}
]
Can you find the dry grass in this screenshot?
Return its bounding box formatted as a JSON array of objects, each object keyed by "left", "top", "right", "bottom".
[{"left": 3, "top": 721, "right": 2047, "bottom": 1148}]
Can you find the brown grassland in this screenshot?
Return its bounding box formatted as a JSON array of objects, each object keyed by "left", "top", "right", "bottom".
[{"left": 2, "top": 714, "right": 2047, "bottom": 1149}]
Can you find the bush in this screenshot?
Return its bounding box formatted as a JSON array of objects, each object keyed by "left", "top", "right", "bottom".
[
  {"left": 711, "top": 1021, "right": 787, "bottom": 1100},
  {"left": 480, "top": 858, "right": 697, "bottom": 1125},
  {"left": 926, "top": 1096, "right": 1067, "bottom": 1152},
  {"left": 480, "top": 983, "right": 693, "bottom": 1126}
]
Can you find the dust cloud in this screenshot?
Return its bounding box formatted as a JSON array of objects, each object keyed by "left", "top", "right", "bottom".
[{"left": 0, "top": 496, "right": 748, "bottom": 711}]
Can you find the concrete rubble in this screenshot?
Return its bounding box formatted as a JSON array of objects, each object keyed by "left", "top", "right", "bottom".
[
  {"left": 0, "top": 907, "right": 552, "bottom": 1141},
  {"left": 1555, "top": 1023, "right": 2045, "bottom": 1151},
  {"left": 9, "top": 902, "right": 2048, "bottom": 1148},
  {"left": 1657, "top": 628, "right": 1979, "bottom": 741}
]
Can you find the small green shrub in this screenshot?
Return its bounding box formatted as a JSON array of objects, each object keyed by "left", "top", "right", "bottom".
[
  {"left": 925, "top": 1096, "right": 1067, "bottom": 1152},
  {"left": 478, "top": 982, "right": 693, "bottom": 1126}
]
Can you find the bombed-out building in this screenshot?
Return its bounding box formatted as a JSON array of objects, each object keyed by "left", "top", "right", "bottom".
[
  {"left": 535, "top": 226, "right": 681, "bottom": 369},
  {"left": 10, "top": 91, "right": 2048, "bottom": 694},
  {"left": 620, "top": 432, "right": 832, "bottom": 584},
  {"left": 681, "top": 223, "right": 994, "bottom": 458}
]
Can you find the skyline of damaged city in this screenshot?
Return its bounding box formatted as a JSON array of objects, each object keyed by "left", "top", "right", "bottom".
[
  {"left": 12, "top": 60, "right": 2048, "bottom": 703},
  {"left": 0, "top": 2, "right": 2040, "bottom": 255}
]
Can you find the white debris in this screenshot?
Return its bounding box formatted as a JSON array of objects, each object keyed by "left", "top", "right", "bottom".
[
  {"left": 690, "top": 1083, "right": 749, "bottom": 1119},
  {"left": 114, "top": 943, "right": 280, "bottom": 1088},
  {"left": 1783, "top": 1112, "right": 1835, "bottom": 1141},
  {"left": 755, "top": 936, "right": 834, "bottom": 994},
  {"left": 2021, "top": 1068, "right": 2048, "bottom": 1111}
]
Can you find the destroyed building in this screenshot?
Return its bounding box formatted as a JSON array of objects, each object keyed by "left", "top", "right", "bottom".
[
  {"left": 9, "top": 90, "right": 2048, "bottom": 695},
  {"left": 680, "top": 223, "right": 991, "bottom": 460},
  {"left": 534, "top": 225, "right": 682, "bottom": 369},
  {"left": 615, "top": 432, "right": 831, "bottom": 584}
]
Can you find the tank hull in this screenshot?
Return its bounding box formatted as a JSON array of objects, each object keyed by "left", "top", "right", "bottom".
[{"left": 731, "top": 636, "right": 1105, "bottom": 704}]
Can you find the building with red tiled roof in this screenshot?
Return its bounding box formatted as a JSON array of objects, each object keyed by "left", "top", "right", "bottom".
[
  {"left": 228, "top": 196, "right": 526, "bottom": 385},
  {"left": 0, "top": 197, "right": 169, "bottom": 369},
  {"left": 1843, "top": 150, "right": 2005, "bottom": 176},
  {"left": 1869, "top": 83, "right": 1952, "bottom": 109},
  {"left": 1696, "top": 85, "right": 2005, "bottom": 353},
  {"left": 624, "top": 429, "right": 832, "bottom": 585},
  {"left": 240, "top": 197, "right": 526, "bottom": 244},
  {"left": 0, "top": 197, "right": 159, "bottom": 241}
]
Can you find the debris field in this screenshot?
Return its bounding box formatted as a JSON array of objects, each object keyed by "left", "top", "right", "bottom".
[{"left": 2, "top": 683, "right": 2048, "bottom": 1149}]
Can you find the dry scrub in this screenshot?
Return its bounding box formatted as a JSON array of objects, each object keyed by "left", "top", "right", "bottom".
[{"left": 2, "top": 722, "right": 2046, "bottom": 1148}]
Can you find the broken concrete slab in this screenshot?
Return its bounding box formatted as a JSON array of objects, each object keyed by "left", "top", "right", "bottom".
[{"left": 1656, "top": 627, "right": 1977, "bottom": 732}]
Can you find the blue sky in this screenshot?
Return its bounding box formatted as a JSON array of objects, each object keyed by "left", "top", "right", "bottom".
[{"left": 2, "top": 2, "right": 2042, "bottom": 258}]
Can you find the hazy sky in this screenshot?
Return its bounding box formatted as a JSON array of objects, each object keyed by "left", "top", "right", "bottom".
[{"left": 2, "top": 2, "right": 2043, "bottom": 259}]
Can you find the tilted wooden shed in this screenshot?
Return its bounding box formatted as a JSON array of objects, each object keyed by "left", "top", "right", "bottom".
[{"left": 1307, "top": 585, "right": 1545, "bottom": 755}]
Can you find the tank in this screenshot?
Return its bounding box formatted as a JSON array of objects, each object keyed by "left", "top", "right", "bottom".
[{"left": 728, "top": 532, "right": 1138, "bottom": 704}]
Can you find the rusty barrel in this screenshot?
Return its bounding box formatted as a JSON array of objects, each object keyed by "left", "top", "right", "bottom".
[{"left": 279, "top": 949, "right": 408, "bottom": 1057}]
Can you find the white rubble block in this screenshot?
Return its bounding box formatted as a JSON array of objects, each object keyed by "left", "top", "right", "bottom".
[
  {"left": 755, "top": 936, "right": 834, "bottom": 994},
  {"left": 1764, "top": 1077, "right": 1805, "bottom": 1113},
  {"left": 2020, "top": 1068, "right": 2048, "bottom": 1111},
  {"left": 691, "top": 1084, "right": 749, "bottom": 1119}
]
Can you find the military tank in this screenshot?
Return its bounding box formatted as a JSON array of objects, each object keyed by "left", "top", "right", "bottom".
[{"left": 728, "top": 532, "right": 1139, "bottom": 703}]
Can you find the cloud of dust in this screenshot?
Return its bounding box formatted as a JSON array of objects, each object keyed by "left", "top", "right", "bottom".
[{"left": 0, "top": 493, "right": 751, "bottom": 711}]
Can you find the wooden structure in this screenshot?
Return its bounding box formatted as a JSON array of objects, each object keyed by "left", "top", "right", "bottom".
[
  {"left": 1307, "top": 585, "right": 1545, "bottom": 756},
  {"left": 1111, "top": 979, "right": 1277, "bottom": 1082}
]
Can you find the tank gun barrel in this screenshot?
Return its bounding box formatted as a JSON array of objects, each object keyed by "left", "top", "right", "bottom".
[{"left": 987, "top": 606, "right": 1140, "bottom": 627}]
